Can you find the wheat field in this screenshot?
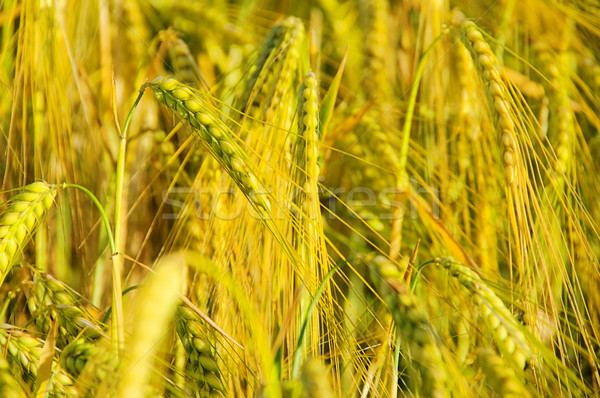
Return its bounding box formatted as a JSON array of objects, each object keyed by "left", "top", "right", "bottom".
[{"left": 1, "top": 0, "right": 600, "bottom": 397}]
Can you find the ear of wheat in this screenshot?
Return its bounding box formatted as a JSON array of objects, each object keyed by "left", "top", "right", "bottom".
[
  {"left": 26, "top": 273, "right": 105, "bottom": 348},
  {"left": 0, "top": 326, "right": 77, "bottom": 397},
  {"left": 370, "top": 255, "right": 450, "bottom": 398},
  {"left": 147, "top": 76, "right": 271, "bottom": 214},
  {"left": 176, "top": 305, "right": 226, "bottom": 396},
  {"left": 478, "top": 350, "right": 532, "bottom": 398},
  {"left": 437, "top": 257, "right": 532, "bottom": 369},
  {"left": 453, "top": 12, "right": 520, "bottom": 186},
  {"left": 0, "top": 182, "right": 57, "bottom": 285}
]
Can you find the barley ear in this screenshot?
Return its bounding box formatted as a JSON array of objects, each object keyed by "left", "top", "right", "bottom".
[
  {"left": 0, "top": 326, "right": 77, "bottom": 397},
  {"left": 370, "top": 255, "right": 450, "bottom": 398},
  {"left": 27, "top": 273, "right": 105, "bottom": 348},
  {"left": 147, "top": 76, "right": 271, "bottom": 214},
  {"left": 176, "top": 305, "right": 226, "bottom": 396},
  {"left": 0, "top": 182, "right": 57, "bottom": 285},
  {"left": 438, "top": 257, "right": 533, "bottom": 369},
  {"left": 478, "top": 350, "right": 532, "bottom": 398},
  {"left": 452, "top": 12, "right": 520, "bottom": 186}
]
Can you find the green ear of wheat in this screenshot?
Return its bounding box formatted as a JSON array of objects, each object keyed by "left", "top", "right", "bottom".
[
  {"left": 26, "top": 273, "right": 105, "bottom": 348},
  {"left": 370, "top": 255, "right": 450, "bottom": 398},
  {"left": 437, "top": 257, "right": 532, "bottom": 369},
  {"left": 147, "top": 76, "right": 271, "bottom": 214},
  {"left": 176, "top": 305, "right": 226, "bottom": 396},
  {"left": 0, "top": 326, "right": 77, "bottom": 397},
  {"left": 0, "top": 182, "right": 57, "bottom": 285}
]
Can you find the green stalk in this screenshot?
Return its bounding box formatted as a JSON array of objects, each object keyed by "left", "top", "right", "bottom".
[
  {"left": 392, "top": 331, "right": 401, "bottom": 398},
  {"left": 291, "top": 262, "right": 343, "bottom": 378},
  {"left": 390, "top": 32, "right": 445, "bottom": 260},
  {"left": 61, "top": 183, "right": 113, "bottom": 317},
  {"left": 398, "top": 32, "right": 445, "bottom": 175},
  {"left": 110, "top": 89, "right": 145, "bottom": 353}
]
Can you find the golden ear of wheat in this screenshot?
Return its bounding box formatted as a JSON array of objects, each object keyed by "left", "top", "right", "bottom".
[
  {"left": 0, "top": 182, "right": 57, "bottom": 285},
  {"left": 438, "top": 257, "right": 532, "bottom": 369},
  {"left": 0, "top": 326, "right": 77, "bottom": 396},
  {"left": 453, "top": 12, "right": 519, "bottom": 186},
  {"left": 148, "top": 76, "right": 271, "bottom": 214},
  {"left": 369, "top": 255, "right": 450, "bottom": 398},
  {"left": 176, "top": 305, "right": 226, "bottom": 395}
]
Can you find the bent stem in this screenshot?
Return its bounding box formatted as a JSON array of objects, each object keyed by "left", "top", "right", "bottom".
[{"left": 61, "top": 183, "right": 116, "bottom": 254}]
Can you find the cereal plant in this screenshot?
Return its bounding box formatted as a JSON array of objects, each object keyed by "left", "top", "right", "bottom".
[{"left": 1, "top": 0, "right": 599, "bottom": 396}]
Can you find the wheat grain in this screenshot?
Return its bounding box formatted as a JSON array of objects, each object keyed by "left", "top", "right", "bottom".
[{"left": 0, "top": 182, "right": 57, "bottom": 285}]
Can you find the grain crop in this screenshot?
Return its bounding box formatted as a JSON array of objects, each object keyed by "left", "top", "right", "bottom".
[{"left": 1, "top": 1, "right": 599, "bottom": 397}]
